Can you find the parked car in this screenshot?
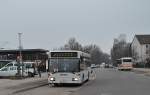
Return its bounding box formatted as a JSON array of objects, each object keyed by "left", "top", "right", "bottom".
[
  {"left": 91, "top": 64, "right": 97, "bottom": 68},
  {"left": 108, "top": 64, "right": 114, "bottom": 68},
  {"left": 105, "top": 64, "right": 109, "bottom": 68},
  {"left": 0, "top": 61, "right": 27, "bottom": 77},
  {"left": 0, "top": 60, "right": 13, "bottom": 69},
  {"left": 0, "top": 61, "right": 36, "bottom": 77}
]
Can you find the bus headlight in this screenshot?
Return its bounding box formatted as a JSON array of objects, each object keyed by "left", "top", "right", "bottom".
[
  {"left": 50, "top": 77, "right": 55, "bottom": 81},
  {"left": 72, "top": 77, "right": 80, "bottom": 81}
]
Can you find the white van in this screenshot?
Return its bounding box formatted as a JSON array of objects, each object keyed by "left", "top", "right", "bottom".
[
  {"left": 91, "top": 64, "right": 97, "bottom": 68},
  {"left": 0, "top": 61, "right": 35, "bottom": 77}
]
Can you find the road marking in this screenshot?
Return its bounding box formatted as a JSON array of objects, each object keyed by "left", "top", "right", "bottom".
[
  {"left": 101, "top": 93, "right": 112, "bottom": 95},
  {"left": 63, "top": 91, "right": 71, "bottom": 95}
]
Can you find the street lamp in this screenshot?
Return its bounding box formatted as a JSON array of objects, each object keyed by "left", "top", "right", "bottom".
[{"left": 18, "top": 33, "right": 23, "bottom": 78}]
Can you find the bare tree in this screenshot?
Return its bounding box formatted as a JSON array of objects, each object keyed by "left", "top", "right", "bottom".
[
  {"left": 62, "top": 38, "right": 82, "bottom": 51},
  {"left": 56, "top": 38, "right": 111, "bottom": 65},
  {"left": 83, "top": 44, "right": 111, "bottom": 65}
]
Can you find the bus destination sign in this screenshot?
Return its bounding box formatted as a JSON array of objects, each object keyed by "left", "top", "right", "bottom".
[{"left": 51, "top": 52, "right": 78, "bottom": 57}]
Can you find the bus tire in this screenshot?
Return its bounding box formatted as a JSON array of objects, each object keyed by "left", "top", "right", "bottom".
[
  {"left": 48, "top": 83, "right": 54, "bottom": 87},
  {"left": 82, "top": 74, "right": 84, "bottom": 83},
  {"left": 28, "top": 72, "right": 34, "bottom": 77},
  {"left": 54, "top": 83, "right": 59, "bottom": 87},
  {"left": 78, "top": 83, "right": 82, "bottom": 86},
  {"left": 87, "top": 72, "right": 90, "bottom": 81}
]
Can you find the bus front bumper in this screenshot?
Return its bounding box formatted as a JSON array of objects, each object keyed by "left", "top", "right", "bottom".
[
  {"left": 48, "top": 77, "right": 82, "bottom": 84},
  {"left": 118, "top": 67, "right": 133, "bottom": 70}
]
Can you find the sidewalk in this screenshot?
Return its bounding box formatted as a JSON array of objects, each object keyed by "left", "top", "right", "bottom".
[
  {"left": 0, "top": 73, "right": 48, "bottom": 95},
  {"left": 132, "top": 68, "right": 150, "bottom": 76}
]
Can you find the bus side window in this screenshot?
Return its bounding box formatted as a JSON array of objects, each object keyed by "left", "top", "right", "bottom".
[{"left": 80, "top": 59, "right": 85, "bottom": 70}]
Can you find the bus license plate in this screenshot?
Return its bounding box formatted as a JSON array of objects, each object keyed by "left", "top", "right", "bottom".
[{"left": 60, "top": 79, "right": 66, "bottom": 83}]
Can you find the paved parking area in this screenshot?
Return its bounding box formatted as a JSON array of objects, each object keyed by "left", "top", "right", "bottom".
[{"left": 0, "top": 73, "right": 47, "bottom": 95}]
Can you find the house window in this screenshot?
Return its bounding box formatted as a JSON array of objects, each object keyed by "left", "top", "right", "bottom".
[{"left": 146, "top": 44, "right": 148, "bottom": 48}]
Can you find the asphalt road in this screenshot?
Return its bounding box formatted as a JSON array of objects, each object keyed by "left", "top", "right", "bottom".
[{"left": 13, "top": 68, "right": 150, "bottom": 95}]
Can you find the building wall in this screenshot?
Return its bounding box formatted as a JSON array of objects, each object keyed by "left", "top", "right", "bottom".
[
  {"left": 141, "top": 44, "right": 146, "bottom": 63},
  {"left": 131, "top": 37, "right": 142, "bottom": 63},
  {"left": 132, "top": 37, "right": 150, "bottom": 65}
]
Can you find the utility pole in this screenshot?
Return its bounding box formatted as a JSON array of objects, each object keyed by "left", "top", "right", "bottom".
[{"left": 18, "top": 33, "right": 23, "bottom": 78}]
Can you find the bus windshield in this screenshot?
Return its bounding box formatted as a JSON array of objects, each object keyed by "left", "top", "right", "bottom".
[{"left": 49, "top": 58, "right": 79, "bottom": 73}]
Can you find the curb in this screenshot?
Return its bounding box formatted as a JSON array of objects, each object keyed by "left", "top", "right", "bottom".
[
  {"left": 132, "top": 69, "right": 146, "bottom": 74},
  {"left": 132, "top": 68, "right": 150, "bottom": 76},
  {"left": 12, "top": 79, "right": 48, "bottom": 94},
  {"left": 144, "top": 73, "right": 150, "bottom": 77}
]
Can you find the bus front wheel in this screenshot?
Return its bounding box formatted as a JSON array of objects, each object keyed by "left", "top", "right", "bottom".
[{"left": 87, "top": 72, "right": 90, "bottom": 81}]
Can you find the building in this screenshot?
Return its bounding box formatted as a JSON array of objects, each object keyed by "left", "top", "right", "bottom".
[
  {"left": 0, "top": 49, "right": 49, "bottom": 71},
  {"left": 131, "top": 35, "right": 150, "bottom": 67}
]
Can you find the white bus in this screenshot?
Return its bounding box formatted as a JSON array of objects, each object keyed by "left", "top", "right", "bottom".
[
  {"left": 47, "top": 50, "right": 91, "bottom": 86},
  {"left": 117, "top": 57, "right": 133, "bottom": 71}
]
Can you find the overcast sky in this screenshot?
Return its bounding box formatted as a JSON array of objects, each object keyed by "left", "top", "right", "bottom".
[{"left": 0, "top": 0, "right": 150, "bottom": 54}]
